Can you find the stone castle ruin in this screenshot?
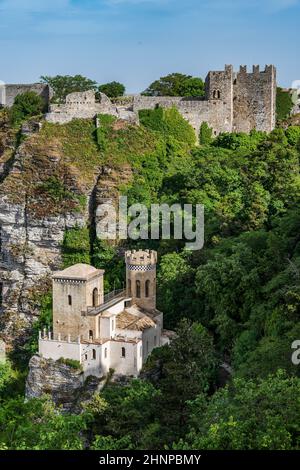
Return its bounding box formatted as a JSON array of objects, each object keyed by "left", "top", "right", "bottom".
[{"left": 0, "top": 64, "right": 277, "bottom": 135}]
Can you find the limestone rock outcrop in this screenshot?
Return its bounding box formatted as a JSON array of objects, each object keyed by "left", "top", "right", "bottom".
[{"left": 26, "top": 355, "right": 103, "bottom": 411}]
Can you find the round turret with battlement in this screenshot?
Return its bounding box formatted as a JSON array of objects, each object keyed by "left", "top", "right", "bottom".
[{"left": 125, "top": 249, "right": 157, "bottom": 310}]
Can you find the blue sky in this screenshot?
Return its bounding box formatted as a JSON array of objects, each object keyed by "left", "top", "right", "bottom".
[{"left": 0, "top": 0, "right": 299, "bottom": 92}]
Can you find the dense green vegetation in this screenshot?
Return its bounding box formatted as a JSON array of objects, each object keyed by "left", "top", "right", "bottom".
[
  {"left": 1, "top": 100, "right": 300, "bottom": 450},
  {"left": 276, "top": 87, "right": 294, "bottom": 121},
  {"left": 62, "top": 226, "right": 91, "bottom": 268},
  {"left": 199, "top": 121, "right": 213, "bottom": 145},
  {"left": 142, "top": 73, "right": 205, "bottom": 97},
  {"left": 10, "top": 91, "right": 46, "bottom": 125}
]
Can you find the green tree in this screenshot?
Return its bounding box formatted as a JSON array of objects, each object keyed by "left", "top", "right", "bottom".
[
  {"left": 157, "top": 252, "right": 196, "bottom": 328},
  {"left": 175, "top": 371, "right": 300, "bottom": 450},
  {"left": 142, "top": 73, "right": 204, "bottom": 97},
  {"left": 276, "top": 87, "right": 293, "bottom": 121},
  {"left": 285, "top": 125, "right": 300, "bottom": 146},
  {"left": 62, "top": 226, "right": 91, "bottom": 267},
  {"left": 91, "top": 379, "right": 161, "bottom": 449},
  {"left": 98, "top": 81, "right": 125, "bottom": 98},
  {"left": 41, "top": 75, "right": 97, "bottom": 103},
  {"left": 10, "top": 91, "right": 45, "bottom": 124},
  {"left": 199, "top": 121, "right": 213, "bottom": 145},
  {"left": 146, "top": 319, "right": 217, "bottom": 446},
  {"left": 0, "top": 396, "right": 88, "bottom": 449}
]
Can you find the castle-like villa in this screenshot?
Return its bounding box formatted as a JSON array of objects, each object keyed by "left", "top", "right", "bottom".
[{"left": 39, "top": 250, "right": 170, "bottom": 378}]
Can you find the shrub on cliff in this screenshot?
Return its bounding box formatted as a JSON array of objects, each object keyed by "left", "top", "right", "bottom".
[
  {"left": 199, "top": 121, "right": 213, "bottom": 145},
  {"left": 10, "top": 91, "right": 45, "bottom": 125}
]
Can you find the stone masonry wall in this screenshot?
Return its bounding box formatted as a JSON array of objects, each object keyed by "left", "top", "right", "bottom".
[
  {"left": 132, "top": 95, "right": 233, "bottom": 135},
  {"left": 233, "top": 65, "right": 276, "bottom": 133},
  {"left": 2, "top": 84, "right": 50, "bottom": 108}
]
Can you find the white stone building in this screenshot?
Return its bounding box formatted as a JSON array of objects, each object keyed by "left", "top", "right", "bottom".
[{"left": 39, "top": 250, "right": 170, "bottom": 378}]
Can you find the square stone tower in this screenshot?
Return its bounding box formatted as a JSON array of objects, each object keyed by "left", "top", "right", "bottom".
[
  {"left": 52, "top": 264, "right": 104, "bottom": 341},
  {"left": 232, "top": 65, "right": 276, "bottom": 133}
]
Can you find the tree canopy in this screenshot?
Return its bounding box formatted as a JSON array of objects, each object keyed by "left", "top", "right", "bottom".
[
  {"left": 98, "top": 81, "right": 125, "bottom": 98},
  {"left": 40, "top": 75, "right": 97, "bottom": 103},
  {"left": 142, "top": 73, "right": 205, "bottom": 97}
]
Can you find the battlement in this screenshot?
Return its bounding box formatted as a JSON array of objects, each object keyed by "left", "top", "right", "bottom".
[
  {"left": 125, "top": 249, "right": 157, "bottom": 266},
  {"left": 237, "top": 64, "right": 275, "bottom": 77}
]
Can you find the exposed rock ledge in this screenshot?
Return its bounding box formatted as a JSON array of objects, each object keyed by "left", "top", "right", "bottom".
[{"left": 26, "top": 355, "right": 103, "bottom": 412}]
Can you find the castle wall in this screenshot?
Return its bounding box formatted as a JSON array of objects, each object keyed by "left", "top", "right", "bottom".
[
  {"left": 233, "top": 65, "right": 276, "bottom": 133},
  {"left": 141, "top": 324, "right": 161, "bottom": 362},
  {"left": 46, "top": 91, "right": 118, "bottom": 123},
  {"left": 133, "top": 65, "right": 276, "bottom": 135},
  {"left": 109, "top": 339, "right": 142, "bottom": 376},
  {"left": 132, "top": 94, "right": 232, "bottom": 136},
  {"left": 81, "top": 342, "right": 103, "bottom": 377},
  {"left": 39, "top": 337, "right": 81, "bottom": 362},
  {"left": 2, "top": 84, "right": 50, "bottom": 108}
]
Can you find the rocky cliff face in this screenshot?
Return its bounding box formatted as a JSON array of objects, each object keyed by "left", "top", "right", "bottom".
[
  {"left": 0, "top": 118, "right": 97, "bottom": 345},
  {"left": 0, "top": 114, "right": 140, "bottom": 346},
  {"left": 26, "top": 355, "right": 103, "bottom": 411}
]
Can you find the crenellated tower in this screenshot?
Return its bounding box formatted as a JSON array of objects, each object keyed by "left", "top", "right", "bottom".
[{"left": 125, "top": 249, "right": 157, "bottom": 310}]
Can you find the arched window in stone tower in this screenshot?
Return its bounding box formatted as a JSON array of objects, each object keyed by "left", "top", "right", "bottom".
[
  {"left": 213, "top": 89, "right": 221, "bottom": 99},
  {"left": 145, "top": 280, "right": 150, "bottom": 298},
  {"left": 121, "top": 347, "right": 126, "bottom": 358},
  {"left": 92, "top": 287, "right": 99, "bottom": 307},
  {"left": 68, "top": 295, "right": 72, "bottom": 306},
  {"left": 136, "top": 280, "right": 141, "bottom": 298},
  {"left": 128, "top": 279, "right": 132, "bottom": 296}
]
